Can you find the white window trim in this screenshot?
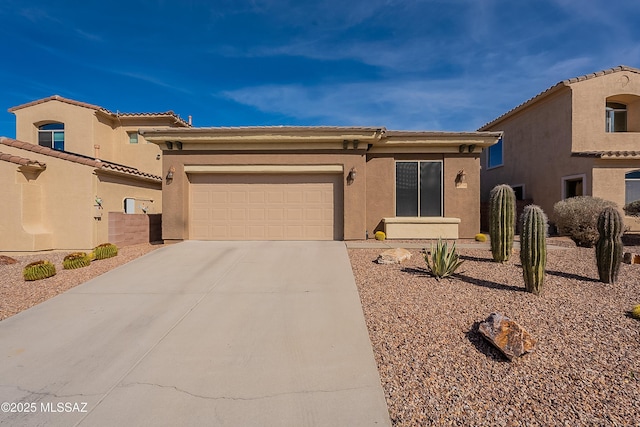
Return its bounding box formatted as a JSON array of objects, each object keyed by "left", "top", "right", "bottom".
[
  {"left": 561, "top": 173, "right": 587, "bottom": 199},
  {"left": 394, "top": 160, "right": 444, "bottom": 217},
  {"left": 486, "top": 138, "right": 504, "bottom": 170}
]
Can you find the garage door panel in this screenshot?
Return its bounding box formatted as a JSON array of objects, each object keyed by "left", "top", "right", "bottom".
[{"left": 189, "top": 174, "right": 342, "bottom": 241}]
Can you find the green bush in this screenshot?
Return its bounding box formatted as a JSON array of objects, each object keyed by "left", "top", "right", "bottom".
[
  {"left": 623, "top": 200, "right": 640, "bottom": 217},
  {"left": 553, "top": 196, "right": 618, "bottom": 247},
  {"left": 424, "top": 238, "right": 464, "bottom": 280},
  {"left": 63, "top": 252, "right": 91, "bottom": 270},
  {"left": 93, "top": 243, "right": 118, "bottom": 260},
  {"left": 23, "top": 260, "right": 56, "bottom": 281}
]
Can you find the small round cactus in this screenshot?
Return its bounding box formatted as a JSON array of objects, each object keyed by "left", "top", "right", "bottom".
[
  {"left": 63, "top": 252, "right": 91, "bottom": 270},
  {"left": 374, "top": 231, "right": 386, "bottom": 241},
  {"left": 93, "top": 243, "right": 118, "bottom": 260},
  {"left": 23, "top": 260, "right": 56, "bottom": 281}
]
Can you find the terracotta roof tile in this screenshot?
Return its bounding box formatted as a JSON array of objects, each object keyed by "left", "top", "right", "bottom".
[
  {"left": 479, "top": 65, "right": 640, "bottom": 130},
  {"left": 8, "top": 95, "right": 190, "bottom": 127},
  {"left": 572, "top": 150, "right": 640, "bottom": 159},
  {"left": 0, "top": 151, "right": 46, "bottom": 168},
  {"left": 0, "top": 137, "right": 161, "bottom": 181}
]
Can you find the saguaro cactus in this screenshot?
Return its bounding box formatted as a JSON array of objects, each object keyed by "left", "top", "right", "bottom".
[
  {"left": 489, "top": 184, "right": 516, "bottom": 262},
  {"left": 595, "top": 207, "right": 624, "bottom": 284},
  {"left": 520, "top": 205, "right": 547, "bottom": 295}
]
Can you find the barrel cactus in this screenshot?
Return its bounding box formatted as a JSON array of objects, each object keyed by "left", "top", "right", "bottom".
[
  {"left": 595, "top": 207, "right": 624, "bottom": 284},
  {"left": 520, "top": 205, "right": 547, "bottom": 295},
  {"left": 489, "top": 184, "right": 516, "bottom": 262},
  {"left": 63, "top": 252, "right": 91, "bottom": 270},
  {"left": 93, "top": 243, "right": 118, "bottom": 260},
  {"left": 23, "top": 260, "right": 57, "bottom": 281}
]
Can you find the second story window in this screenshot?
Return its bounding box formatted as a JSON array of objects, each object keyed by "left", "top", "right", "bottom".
[
  {"left": 487, "top": 137, "right": 503, "bottom": 168},
  {"left": 38, "top": 123, "right": 65, "bottom": 150},
  {"left": 128, "top": 132, "right": 138, "bottom": 144},
  {"left": 606, "top": 102, "right": 627, "bottom": 132}
]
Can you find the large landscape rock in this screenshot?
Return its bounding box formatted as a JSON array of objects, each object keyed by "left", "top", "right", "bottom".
[
  {"left": 623, "top": 252, "right": 640, "bottom": 264},
  {"left": 0, "top": 255, "right": 17, "bottom": 265},
  {"left": 478, "top": 312, "right": 536, "bottom": 361},
  {"left": 376, "top": 248, "right": 412, "bottom": 264}
]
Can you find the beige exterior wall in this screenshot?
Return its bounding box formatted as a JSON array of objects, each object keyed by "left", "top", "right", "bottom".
[
  {"left": 0, "top": 144, "right": 161, "bottom": 251},
  {"left": 12, "top": 99, "right": 167, "bottom": 176}
]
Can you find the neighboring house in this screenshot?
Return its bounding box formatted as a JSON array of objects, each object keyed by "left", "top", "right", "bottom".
[
  {"left": 480, "top": 65, "right": 640, "bottom": 229},
  {"left": 140, "top": 126, "right": 501, "bottom": 241},
  {"left": 1, "top": 95, "right": 189, "bottom": 251},
  {"left": 0, "top": 137, "right": 161, "bottom": 251}
]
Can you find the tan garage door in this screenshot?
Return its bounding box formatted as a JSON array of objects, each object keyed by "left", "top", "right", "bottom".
[{"left": 189, "top": 174, "right": 343, "bottom": 240}]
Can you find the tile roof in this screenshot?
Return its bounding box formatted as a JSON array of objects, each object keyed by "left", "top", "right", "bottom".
[
  {"left": 0, "top": 151, "right": 46, "bottom": 168},
  {"left": 8, "top": 95, "right": 190, "bottom": 127},
  {"left": 0, "top": 137, "right": 161, "bottom": 181},
  {"left": 479, "top": 65, "right": 640, "bottom": 130},
  {"left": 572, "top": 150, "right": 640, "bottom": 159}
]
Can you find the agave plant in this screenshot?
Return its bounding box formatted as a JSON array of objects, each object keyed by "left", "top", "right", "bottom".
[{"left": 424, "top": 238, "right": 464, "bottom": 280}]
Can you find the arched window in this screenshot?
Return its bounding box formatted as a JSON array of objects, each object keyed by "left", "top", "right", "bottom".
[
  {"left": 606, "top": 102, "right": 627, "bottom": 132},
  {"left": 38, "top": 123, "right": 64, "bottom": 151},
  {"left": 625, "top": 170, "right": 640, "bottom": 204}
]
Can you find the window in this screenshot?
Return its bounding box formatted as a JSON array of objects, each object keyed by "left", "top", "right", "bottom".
[
  {"left": 625, "top": 170, "right": 640, "bottom": 204},
  {"left": 38, "top": 123, "right": 64, "bottom": 151},
  {"left": 487, "top": 137, "right": 503, "bottom": 168},
  {"left": 128, "top": 132, "right": 138, "bottom": 144},
  {"left": 511, "top": 184, "right": 525, "bottom": 201},
  {"left": 606, "top": 102, "right": 627, "bottom": 132},
  {"left": 124, "top": 198, "right": 135, "bottom": 214},
  {"left": 562, "top": 174, "right": 586, "bottom": 199},
  {"left": 396, "top": 161, "right": 442, "bottom": 217}
]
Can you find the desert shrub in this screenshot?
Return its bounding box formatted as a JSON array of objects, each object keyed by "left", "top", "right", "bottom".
[
  {"left": 23, "top": 260, "right": 56, "bottom": 281},
  {"left": 374, "top": 231, "right": 386, "bottom": 241},
  {"left": 623, "top": 200, "right": 640, "bottom": 217},
  {"left": 424, "top": 238, "right": 464, "bottom": 280},
  {"left": 474, "top": 233, "right": 487, "bottom": 242},
  {"left": 63, "top": 252, "right": 91, "bottom": 270},
  {"left": 553, "top": 196, "right": 617, "bottom": 247},
  {"left": 93, "top": 243, "right": 118, "bottom": 260}
]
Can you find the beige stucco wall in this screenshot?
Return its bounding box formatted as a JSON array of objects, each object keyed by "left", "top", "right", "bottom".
[
  {"left": 12, "top": 100, "right": 164, "bottom": 176},
  {"left": 481, "top": 88, "right": 593, "bottom": 217},
  {"left": 571, "top": 71, "right": 640, "bottom": 152},
  {"left": 0, "top": 143, "right": 161, "bottom": 251}
]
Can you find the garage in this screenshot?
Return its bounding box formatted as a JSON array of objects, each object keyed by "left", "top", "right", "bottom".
[{"left": 188, "top": 173, "right": 343, "bottom": 240}]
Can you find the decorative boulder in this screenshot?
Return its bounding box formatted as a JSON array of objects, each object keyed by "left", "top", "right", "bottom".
[
  {"left": 623, "top": 252, "right": 640, "bottom": 264},
  {"left": 478, "top": 312, "right": 536, "bottom": 361},
  {"left": 0, "top": 255, "right": 17, "bottom": 265},
  {"left": 376, "top": 248, "right": 412, "bottom": 264}
]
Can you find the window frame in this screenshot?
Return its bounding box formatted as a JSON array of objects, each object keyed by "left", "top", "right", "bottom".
[
  {"left": 38, "top": 122, "right": 65, "bottom": 151},
  {"left": 128, "top": 132, "right": 139, "bottom": 144},
  {"left": 486, "top": 137, "right": 503, "bottom": 169},
  {"left": 605, "top": 102, "right": 627, "bottom": 133},
  {"left": 561, "top": 174, "right": 587, "bottom": 199},
  {"left": 625, "top": 170, "right": 640, "bottom": 205},
  {"left": 395, "top": 160, "right": 443, "bottom": 217}
]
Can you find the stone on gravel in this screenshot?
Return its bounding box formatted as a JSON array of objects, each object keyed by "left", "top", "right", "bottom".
[
  {"left": 478, "top": 312, "right": 536, "bottom": 361},
  {"left": 0, "top": 256, "right": 17, "bottom": 265},
  {"left": 376, "top": 248, "right": 412, "bottom": 264},
  {"left": 623, "top": 252, "right": 640, "bottom": 264}
]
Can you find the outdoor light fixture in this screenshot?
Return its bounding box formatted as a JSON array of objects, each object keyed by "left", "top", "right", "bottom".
[
  {"left": 458, "top": 144, "right": 467, "bottom": 153},
  {"left": 176, "top": 141, "right": 183, "bottom": 150},
  {"left": 468, "top": 144, "right": 476, "bottom": 153},
  {"left": 166, "top": 166, "right": 175, "bottom": 182},
  {"left": 347, "top": 167, "right": 357, "bottom": 183},
  {"left": 166, "top": 141, "right": 173, "bottom": 150}
]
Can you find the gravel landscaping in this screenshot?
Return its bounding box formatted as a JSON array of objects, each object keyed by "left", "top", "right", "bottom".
[
  {"left": 349, "top": 243, "right": 640, "bottom": 426},
  {"left": 0, "top": 243, "right": 162, "bottom": 321}
]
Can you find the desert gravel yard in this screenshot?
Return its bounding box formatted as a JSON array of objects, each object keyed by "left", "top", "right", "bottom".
[{"left": 349, "top": 243, "right": 640, "bottom": 427}]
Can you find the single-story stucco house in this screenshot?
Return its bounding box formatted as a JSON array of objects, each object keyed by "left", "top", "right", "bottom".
[{"left": 139, "top": 126, "right": 502, "bottom": 242}]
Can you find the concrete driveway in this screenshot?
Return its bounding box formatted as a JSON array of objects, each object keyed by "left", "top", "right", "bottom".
[{"left": 0, "top": 241, "right": 390, "bottom": 426}]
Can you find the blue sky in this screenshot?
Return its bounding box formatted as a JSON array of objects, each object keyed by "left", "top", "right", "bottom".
[{"left": 1, "top": 0, "right": 640, "bottom": 138}]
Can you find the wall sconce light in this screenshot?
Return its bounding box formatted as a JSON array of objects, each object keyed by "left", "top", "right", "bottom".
[
  {"left": 343, "top": 140, "right": 349, "bottom": 149},
  {"left": 166, "top": 141, "right": 173, "bottom": 150},
  {"left": 176, "top": 141, "right": 183, "bottom": 150},
  {"left": 347, "top": 167, "right": 357, "bottom": 184},
  {"left": 468, "top": 144, "right": 476, "bottom": 153},
  {"left": 353, "top": 140, "right": 359, "bottom": 149},
  {"left": 156, "top": 154, "right": 161, "bottom": 160},
  {"left": 166, "top": 166, "right": 175, "bottom": 182},
  {"left": 458, "top": 144, "right": 467, "bottom": 153},
  {"left": 455, "top": 169, "right": 467, "bottom": 188}
]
